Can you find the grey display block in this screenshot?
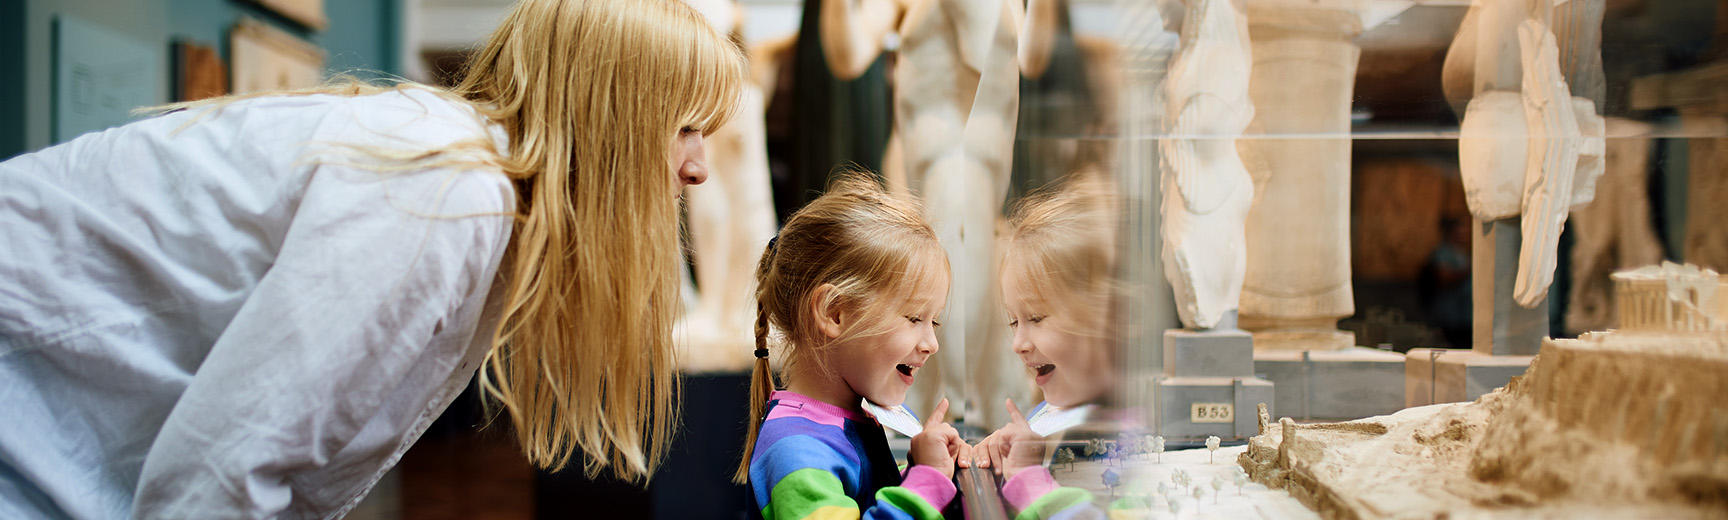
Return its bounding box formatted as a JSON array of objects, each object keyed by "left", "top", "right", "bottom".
[
  {"left": 1163, "top": 329, "right": 1254, "bottom": 377},
  {"left": 1472, "top": 218, "right": 1550, "bottom": 356},
  {"left": 1254, "top": 347, "right": 1405, "bottom": 420},
  {"left": 1404, "top": 349, "right": 1535, "bottom": 407},
  {"left": 1154, "top": 376, "right": 1273, "bottom": 441}
]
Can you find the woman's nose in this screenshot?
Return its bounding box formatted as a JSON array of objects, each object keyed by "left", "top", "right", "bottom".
[{"left": 677, "top": 134, "right": 709, "bottom": 187}]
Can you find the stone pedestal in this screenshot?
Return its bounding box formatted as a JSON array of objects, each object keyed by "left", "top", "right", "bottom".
[
  {"left": 1472, "top": 218, "right": 1550, "bottom": 356},
  {"left": 1254, "top": 347, "right": 1404, "bottom": 420},
  {"left": 1234, "top": 0, "right": 1406, "bottom": 420},
  {"left": 1403, "top": 348, "right": 1534, "bottom": 407},
  {"left": 1403, "top": 217, "right": 1550, "bottom": 406},
  {"left": 1154, "top": 329, "right": 1274, "bottom": 441}
]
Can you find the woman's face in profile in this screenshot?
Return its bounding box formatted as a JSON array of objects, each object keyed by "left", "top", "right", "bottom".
[{"left": 669, "top": 127, "right": 709, "bottom": 193}]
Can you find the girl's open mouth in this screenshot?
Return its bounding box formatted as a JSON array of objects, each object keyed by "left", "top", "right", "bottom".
[
  {"left": 896, "top": 364, "right": 917, "bottom": 384},
  {"left": 1033, "top": 363, "right": 1055, "bottom": 385}
]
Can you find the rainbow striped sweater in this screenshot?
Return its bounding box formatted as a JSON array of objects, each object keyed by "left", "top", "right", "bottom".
[{"left": 747, "top": 391, "right": 956, "bottom": 520}]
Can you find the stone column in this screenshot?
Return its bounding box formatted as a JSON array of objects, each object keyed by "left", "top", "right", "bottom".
[{"left": 1237, "top": 1, "right": 1364, "bottom": 351}]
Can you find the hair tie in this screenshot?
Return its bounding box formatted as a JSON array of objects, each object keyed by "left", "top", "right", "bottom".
[{"left": 754, "top": 347, "right": 769, "bottom": 359}]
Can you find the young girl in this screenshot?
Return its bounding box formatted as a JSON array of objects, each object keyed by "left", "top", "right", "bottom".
[
  {"left": 973, "top": 173, "right": 1117, "bottom": 517},
  {"left": 735, "top": 176, "right": 968, "bottom": 519}
]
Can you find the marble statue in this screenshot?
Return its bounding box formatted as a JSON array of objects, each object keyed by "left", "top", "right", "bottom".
[
  {"left": 1235, "top": 0, "right": 1366, "bottom": 350},
  {"left": 1445, "top": 0, "right": 1607, "bottom": 309},
  {"left": 1159, "top": 0, "right": 1256, "bottom": 330},
  {"left": 1565, "top": 118, "right": 1663, "bottom": 334},
  {"left": 820, "top": 0, "right": 1057, "bottom": 426}
]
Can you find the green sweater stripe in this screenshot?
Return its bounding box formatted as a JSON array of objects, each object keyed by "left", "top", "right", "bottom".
[
  {"left": 764, "top": 468, "right": 864, "bottom": 520},
  {"left": 1014, "top": 488, "right": 1094, "bottom": 520}
]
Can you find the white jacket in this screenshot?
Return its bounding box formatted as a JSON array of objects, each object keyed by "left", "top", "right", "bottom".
[{"left": 0, "top": 88, "right": 515, "bottom": 519}]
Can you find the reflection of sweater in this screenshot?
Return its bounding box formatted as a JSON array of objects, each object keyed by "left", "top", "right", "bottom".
[
  {"left": 748, "top": 391, "right": 955, "bottom": 520},
  {"left": 1002, "top": 402, "right": 1098, "bottom": 520},
  {"left": 1002, "top": 468, "right": 1097, "bottom": 520}
]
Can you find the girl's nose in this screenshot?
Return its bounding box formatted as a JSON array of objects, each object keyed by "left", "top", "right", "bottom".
[{"left": 1011, "top": 331, "right": 1033, "bottom": 355}]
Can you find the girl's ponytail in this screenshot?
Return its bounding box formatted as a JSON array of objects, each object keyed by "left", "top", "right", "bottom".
[{"left": 733, "top": 238, "right": 779, "bottom": 484}]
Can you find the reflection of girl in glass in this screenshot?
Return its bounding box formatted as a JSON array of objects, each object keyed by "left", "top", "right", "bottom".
[
  {"left": 999, "top": 173, "right": 1118, "bottom": 410},
  {"left": 971, "top": 173, "right": 1117, "bottom": 517}
]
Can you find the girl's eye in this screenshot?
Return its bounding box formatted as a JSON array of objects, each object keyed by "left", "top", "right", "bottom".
[
  {"left": 931, "top": 320, "right": 942, "bottom": 328},
  {"left": 680, "top": 126, "right": 699, "bottom": 135},
  {"left": 1028, "top": 315, "right": 1046, "bottom": 324},
  {"left": 1008, "top": 319, "right": 1019, "bottom": 328},
  {"left": 905, "top": 315, "right": 923, "bottom": 324}
]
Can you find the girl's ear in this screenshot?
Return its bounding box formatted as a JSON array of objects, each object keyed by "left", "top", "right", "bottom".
[{"left": 810, "top": 283, "right": 845, "bottom": 340}]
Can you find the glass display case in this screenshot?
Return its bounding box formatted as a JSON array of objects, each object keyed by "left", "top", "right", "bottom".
[{"left": 940, "top": 0, "right": 1727, "bottom": 517}]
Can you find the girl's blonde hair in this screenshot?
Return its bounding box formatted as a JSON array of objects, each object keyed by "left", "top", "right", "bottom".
[
  {"left": 733, "top": 174, "right": 947, "bottom": 484},
  {"left": 1001, "top": 171, "right": 1119, "bottom": 337},
  {"left": 150, "top": 0, "right": 746, "bottom": 482}
]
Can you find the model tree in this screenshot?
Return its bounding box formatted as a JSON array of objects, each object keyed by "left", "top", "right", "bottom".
[
  {"left": 1102, "top": 468, "right": 1121, "bottom": 498},
  {"left": 1206, "top": 435, "right": 1221, "bottom": 463},
  {"left": 1052, "top": 447, "right": 1076, "bottom": 472}
]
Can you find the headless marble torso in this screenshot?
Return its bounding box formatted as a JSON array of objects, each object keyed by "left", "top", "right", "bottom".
[
  {"left": 1443, "top": 0, "right": 1606, "bottom": 310},
  {"left": 899, "top": 0, "right": 1026, "bottom": 426},
  {"left": 821, "top": 0, "right": 1035, "bottom": 425}
]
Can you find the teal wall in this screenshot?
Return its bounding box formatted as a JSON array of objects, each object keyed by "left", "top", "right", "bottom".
[
  {"left": 0, "top": 0, "right": 22, "bottom": 160},
  {"left": 6, "top": 0, "right": 400, "bottom": 160}
]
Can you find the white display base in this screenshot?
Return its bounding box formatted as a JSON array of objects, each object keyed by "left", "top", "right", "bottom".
[{"left": 1049, "top": 445, "right": 1317, "bottom": 519}]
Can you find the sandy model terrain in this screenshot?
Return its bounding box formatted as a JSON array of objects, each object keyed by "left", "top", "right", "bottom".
[{"left": 1239, "top": 331, "right": 1728, "bottom": 519}]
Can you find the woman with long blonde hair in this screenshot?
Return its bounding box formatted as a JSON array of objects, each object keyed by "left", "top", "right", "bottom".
[{"left": 0, "top": 0, "right": 742, "bottom": 517}]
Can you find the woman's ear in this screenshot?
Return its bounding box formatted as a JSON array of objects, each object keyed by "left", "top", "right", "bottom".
[{"left": 810, "top": 283, "right": 845, "bottom": 340}]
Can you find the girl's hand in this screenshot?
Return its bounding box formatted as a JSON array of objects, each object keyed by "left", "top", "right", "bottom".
[
  {"left": 974, "top": 399, "right": 1045, "bottom": 480},
  {"left": 908, "top": 398, "right": 964, "bottom": 480}
]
